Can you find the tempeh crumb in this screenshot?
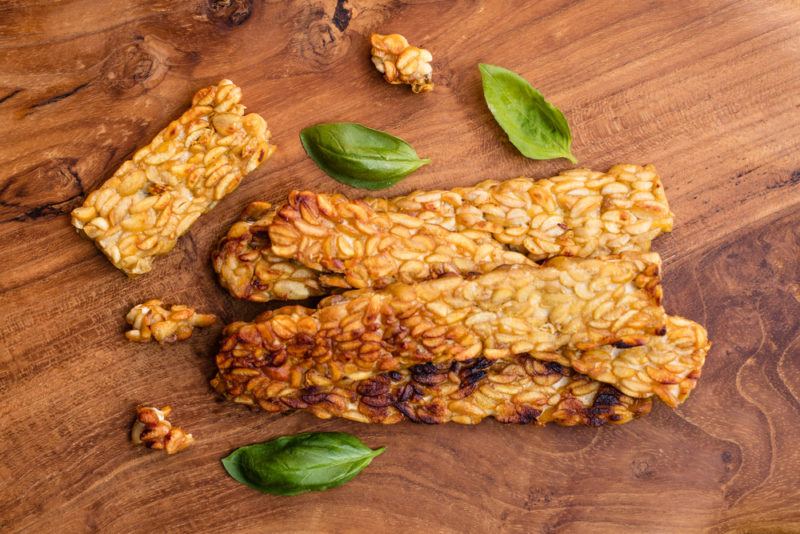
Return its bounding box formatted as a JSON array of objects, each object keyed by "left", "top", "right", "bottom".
[
  {"left": 125, "top": 299, "right": 216, "bottom": 343},
  {"left": 131, "top": 405, "right": 194, "bottom": 454},
  {"left": 371, "top": 33, "right": 433, "bottom": 93}
]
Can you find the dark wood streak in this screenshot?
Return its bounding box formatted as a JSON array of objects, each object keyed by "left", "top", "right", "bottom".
[
  {"left": 332, "top": 0, "right": 352, "bottom": 31},
  {"left": 0, "top": 195, "right": 84, "bottom": 222},
  {"left": 765, "top": 169, "right": 800, "bottom": 190},
  {"left": 27, "top": 82, "right": 89, "bottom": 110},
  {"left": 0, "top": 1, "right": 799, "bottom": 532},
  {"left": 0, "top": 88, "right": 22, "bottom": 105}
]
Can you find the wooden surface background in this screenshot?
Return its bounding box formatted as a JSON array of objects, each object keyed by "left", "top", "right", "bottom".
[{"left": 1, "top": 1, "right": 799, "bottom": 532}]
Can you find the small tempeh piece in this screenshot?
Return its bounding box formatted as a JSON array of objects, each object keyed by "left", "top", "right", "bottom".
[
  {"left": 370, "top": 33, "right": 434, "bottom": 93},
  {"left": 213, "top": 164, "right": 672, "bottom": 302},
  {"left": 131, "top": 405, "right": 194, "bottom": 454},
  {"left": 71, "top": 79, "right": 275, "bottom": 276},
  {"left": 125, "top": 299, "right": 216, "bottom": 343},
  {"left": 212, "top": 355, "right": 652, "bottom": 426},
  {"left": 269, "top": 190, "right": 535, "bottom": 290},
  {"left": 213, "top": 254, "right": 667, "bottom": 395}
]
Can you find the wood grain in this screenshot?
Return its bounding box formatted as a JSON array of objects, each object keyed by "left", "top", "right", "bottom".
[{"left": 1, "top": 0, "right": 799, "bottom": 532}]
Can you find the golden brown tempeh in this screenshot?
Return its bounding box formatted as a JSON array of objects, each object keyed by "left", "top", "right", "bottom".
[
  {"left": 370, "top": 33, "right": 434, "bottom": 93},
  {"left": 212, "top": 354, "right": 652, "bottom": 426},
  {"left": 131, "top": 406, "right": 194, "bottom": 454},
  {"left": 124, "top": 299, "right": 216, "bottom": 343},
  {"left": 212, "top": 255, "right": 675, "bottom": 406},
  {"left": 213, "top": 164, "right": 672, "bottom": 302},
  {"left": 72, "top": 79, "right": 275, "bottom": 276},
  {"left": 378, "top": 164, "right": 673, "bottom": 259},
  {"left": 212, "top": 202, "right": 326, "bottom": 301}
]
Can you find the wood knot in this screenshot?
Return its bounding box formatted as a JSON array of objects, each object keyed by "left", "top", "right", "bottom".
[
  {"left": 524, "top": 487, "right": 553, "bottom": 510},
  {"left": 207, "top": 0, "right": 253, "bottom": 27},
  {"left": 631, "top": 458, "right": 656, "bottom": 480},
  {"left": 291, "top": 3, "right": 356, "bottom": 68},
  {"left": 102, "top": 38, "right": 169, "bottom": 95},
  {"left": 0, "top": 158, "right": 85, "bottom": 223}
]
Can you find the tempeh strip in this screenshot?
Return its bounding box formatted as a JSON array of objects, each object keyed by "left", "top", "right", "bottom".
[
  {"left": 212, "top": 355, "right": 652, "bottom": 426},
  {"left": 376, "top": 164, "right": 673, "bottom": 259},
  {"left": 72, "top": 79, "right": 275, "bottom": 276},
  {"left": 213, "top": 254, "right": 672, "bottom": 396},
  {"left": 213, "top": 164, "right": 672, "bottom": 301},
  {"left": 269, "top": 190, "right": 534, "bottom": 290}
]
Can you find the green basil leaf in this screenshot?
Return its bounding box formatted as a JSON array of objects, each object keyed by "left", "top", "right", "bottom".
[
  {"left": 479, "top": 63, "right": 577, "bottom": 163},
  {"left": 221, "top": 432, "right": 385, "bottom": 496},
  {"left": 300, "top": 122, "right": 430, "bottom": 190}
]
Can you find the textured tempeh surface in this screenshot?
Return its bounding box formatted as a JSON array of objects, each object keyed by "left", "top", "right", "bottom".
[
  {"left": 124, "top": 299, "right": 217, "bottom": 343},
  {"left": 214, "top": 164, "right": 672, "bottom": 301},
  {"left": 212, "top": 312, "right": 709, "bottom": 425},
  {"left": 216, "top": 253, "right": 666, "bottom": 378},
  {"left": 212, "top": 255, "right": 677, "bottom": 403},
  {"left": 70, "top": 80, "right": 275, "bottom": 275},
  {"left": 269, "top": 190, "right": 535, "bottom": 290},
  {"left": 213, "top": 353, "right": 652, "bottom": 426},
  {"left": 370, "top": 163, "right": 673, "bottom": 258},
  {"left": 2, "top": 1, "right": 799, "bottom": 532}
]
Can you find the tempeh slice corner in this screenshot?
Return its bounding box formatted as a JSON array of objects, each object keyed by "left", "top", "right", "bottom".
[
  {"left": 213, "top": 164, "right": 672, "bottom": 301},
  {"left": 212, "top": 354, "right": 652, "bottom": 426},
  {"left": 212, "top": 201, "right": 325, "bottom": 301},
  {"left": 563, "top": 315, "right": 709, "bottom": 407},
  {"left": 71, "top": 79, "right": 275, "bottom": 276}
]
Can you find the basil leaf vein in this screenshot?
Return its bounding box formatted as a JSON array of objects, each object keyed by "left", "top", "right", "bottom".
[
  {"left": 479, "top": 63, "right": 577, "bottom": 163},
  {"left": 221, "top": 432, "right": 386, "bottom": 496},
  {"left": 300, "top": 122, "right": 430, "bottom": 190}
]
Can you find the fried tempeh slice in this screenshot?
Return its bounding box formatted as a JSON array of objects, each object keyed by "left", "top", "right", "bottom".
[
  {"left": 377, "top": 164, "right": 673, "bottom": 259},
  {"left": 214, "top": 306, "right": 711, "bottom": 411},
  {"left": 269, "top": 190, "right": 535, "bottom": 290},
  {"left": 213, "top": 355, "right": 652, "bottom": 426},
  {"left": 213, "top": 253, "right": 667, "bottom": 392},
  {"left": 71, "top": 79, "right": 275, "bottom": 276},
  {"left": 213, "top": 164, "right": 672, "bottom": 301}
]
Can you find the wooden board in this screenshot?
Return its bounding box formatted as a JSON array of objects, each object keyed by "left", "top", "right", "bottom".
[{"left": 1, "top": 0, "right": 799, "bottom": 532}]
